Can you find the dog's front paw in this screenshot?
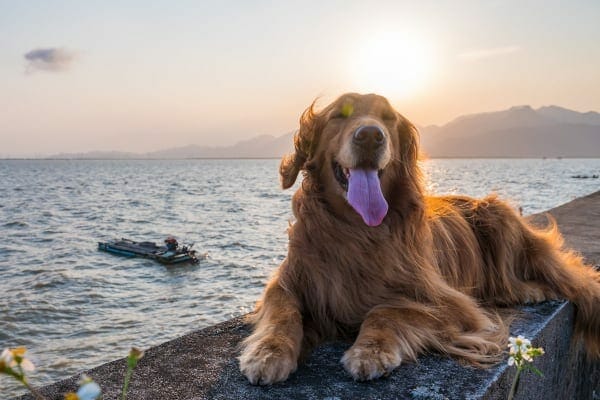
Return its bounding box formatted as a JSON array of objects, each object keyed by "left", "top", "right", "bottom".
[
  {"left": 341, "top": 342, "right": 402, "bottom": 381},
  {"left": 239, "top": 336, "right": 298, "bottom": 385}
]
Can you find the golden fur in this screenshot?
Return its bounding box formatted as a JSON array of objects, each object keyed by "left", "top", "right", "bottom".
[{"left": 239, "top": 93, "right": 600, "bottom": 384}]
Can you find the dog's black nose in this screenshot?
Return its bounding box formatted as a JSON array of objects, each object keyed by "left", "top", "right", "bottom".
[{"left": 353, "top": 126, "right": 385, "bottom": 148}]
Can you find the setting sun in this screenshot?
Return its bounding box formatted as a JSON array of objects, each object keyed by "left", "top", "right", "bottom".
[{"left": 348, "top": 30, "right": 435, "bottom": 100}]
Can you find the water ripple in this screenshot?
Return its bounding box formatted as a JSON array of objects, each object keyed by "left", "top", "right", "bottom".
[{"left": 4, "top": 220, "right": 29, "bottom": 228}]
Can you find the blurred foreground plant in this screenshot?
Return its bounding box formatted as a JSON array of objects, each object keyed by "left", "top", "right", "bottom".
[
  {"left": 506, "top": 335, "right": 545, "bottom": 400},
  {"left": 64, "top": 375, "right": 101, "bottom": 400},
  {"left": 2, "top": 346, "right": 144, "bottom": 400},
  {"left": 1, "top": 347, "right": 44, "bottom": 400},
  {"left": 121, "top": 347, "right": 144, "bottom": 400}
]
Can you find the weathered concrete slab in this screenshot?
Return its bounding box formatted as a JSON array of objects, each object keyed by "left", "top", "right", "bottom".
[{"left": 17, "top": 191, "right": 600, "bottom": 400}]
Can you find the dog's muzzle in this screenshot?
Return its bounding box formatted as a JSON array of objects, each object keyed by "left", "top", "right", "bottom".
[
  {"left": 333, "top": 125, "right": 390, "bottom": 227},
  {"left": 353, "top": 125, "right": 385, "bottom": 148},
  {"left": 351, "top": 125, "right": 388, "bottom": 169}
]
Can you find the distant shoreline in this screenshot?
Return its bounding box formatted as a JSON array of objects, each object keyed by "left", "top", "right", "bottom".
[{"left": 5, "top": 103, "right": 600, "bottom": 162}]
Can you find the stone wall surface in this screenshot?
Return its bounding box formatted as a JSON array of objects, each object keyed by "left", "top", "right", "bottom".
[{"left": 16, "top": 191, "right": 600, "bottom": 400}]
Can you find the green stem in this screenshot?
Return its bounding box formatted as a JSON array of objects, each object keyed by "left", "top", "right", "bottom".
[
  {"left": 22, "top": 380, "right": 47, "bottom": 400},
  {"left": 11, "top": 364, "right": 46, "bottom": 400},
  {"left": 507, "top": 368, "right": 522, "bottom": 400},
  {"left": 121, "top": 366, "right": 133, "bottom": 400}
]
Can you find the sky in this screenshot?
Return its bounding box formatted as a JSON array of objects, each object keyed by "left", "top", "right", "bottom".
[{"left": 1, "top": 0, "right": 599, "bottom": 156}]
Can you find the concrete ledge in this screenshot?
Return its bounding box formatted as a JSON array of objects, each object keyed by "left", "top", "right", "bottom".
[{"left": 17, "top": 191, "right": 600, "bottom": 399}]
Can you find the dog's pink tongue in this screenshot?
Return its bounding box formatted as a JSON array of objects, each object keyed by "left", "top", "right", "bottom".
[{"left": 347, "top": 168, "right": 388, "bottom": 227}]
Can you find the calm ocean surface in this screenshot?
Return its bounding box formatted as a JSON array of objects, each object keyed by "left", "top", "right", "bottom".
[{"left": 1, "top": 158, "right": 599, "bottom": 397}]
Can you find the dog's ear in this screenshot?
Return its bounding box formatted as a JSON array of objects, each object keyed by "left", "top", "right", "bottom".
[
  {"left": 279, "top": 150, "right": 303, "bottom": 189},
  {"left": 393, "top": 114, "right": 423, "bottom": 186},
  {"left": 280, "top": 101, "right": 321, "bottom": 189},
  {"left": 396, "top": 114, "right": 420, "bottom": 164}
]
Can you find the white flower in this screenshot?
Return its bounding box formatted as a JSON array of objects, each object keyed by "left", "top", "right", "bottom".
[
  {"left": 508, "top": 335, "right": 531, "bottom": 354},
  {"left": 1, "top": 348, "right": 14, "bottom": 366},
  {"left": 19, "top": 358, "right": 35, "bottom": 372},
  {"left": 1, "top": 347, "right": 35, "bottom": 372},
  {"left": 506, "top": 335, "right": 545, "bottom": 373},
  {"left": 77, "top": 380, "right": 101, "bottom": 400}
]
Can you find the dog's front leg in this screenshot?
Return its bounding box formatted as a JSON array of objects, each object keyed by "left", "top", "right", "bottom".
[
  {"left": 239, "top": 277, "right": 303, "bottom": 385},
  {"left": 342, "top": 305, "right": 436, "bottom": 381}
]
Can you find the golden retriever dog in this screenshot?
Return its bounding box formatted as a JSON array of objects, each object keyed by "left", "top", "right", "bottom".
[{"left": 239, "top": 93, "right": 600, "bottom": 384}]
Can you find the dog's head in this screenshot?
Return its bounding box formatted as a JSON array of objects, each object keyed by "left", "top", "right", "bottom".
[{"left": 280, "top": 93, "right": 421, "bottom": 227}]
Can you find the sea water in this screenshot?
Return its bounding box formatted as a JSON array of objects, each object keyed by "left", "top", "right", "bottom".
[{"left": 1, "top": 158, "right": 599, "bottom": 397}]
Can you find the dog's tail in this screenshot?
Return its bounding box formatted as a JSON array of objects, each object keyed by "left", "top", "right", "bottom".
[
  {"left": 471, "top": 196, "right": 600, "bottom": 358},
  {"left": 522, "top": 216, "right": 600, "bottom": 358}
]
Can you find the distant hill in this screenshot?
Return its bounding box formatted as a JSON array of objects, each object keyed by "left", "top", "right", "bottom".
[
  {"left": 47, "top": 133, "right": 295, "bottom": 160},
  {"left": 48, "top": 150, "right": 139, "bottom": 159},
  {"left": 43, "top": 105, "right": 600, "bottom": 159},
  {"left": 146, "top": 133, "right": 294, "bottom": 159},
  {"left": 420, "top": 105, "right": 600, "bottom": 157}
]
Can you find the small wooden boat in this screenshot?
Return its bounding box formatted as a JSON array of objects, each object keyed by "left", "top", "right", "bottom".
[{"left": 98, "top": 237, "right": 199, "bottom": 264}]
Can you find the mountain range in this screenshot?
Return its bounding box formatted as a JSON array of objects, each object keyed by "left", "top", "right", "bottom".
[
  {"left": 419, "top": 105, "right": 600, "bottom": 157},
  {"left": 46, "top": 105, "right": 600, "bottom": 159}
]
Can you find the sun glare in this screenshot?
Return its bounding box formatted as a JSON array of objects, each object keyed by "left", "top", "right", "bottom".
[{"left": 348, "top": 31, "right": 434, "bottom": 99}]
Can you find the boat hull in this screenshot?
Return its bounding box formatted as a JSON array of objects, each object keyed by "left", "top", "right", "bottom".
[{"left": 98, "top": 239, "right": 198, "bottom": 264}]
